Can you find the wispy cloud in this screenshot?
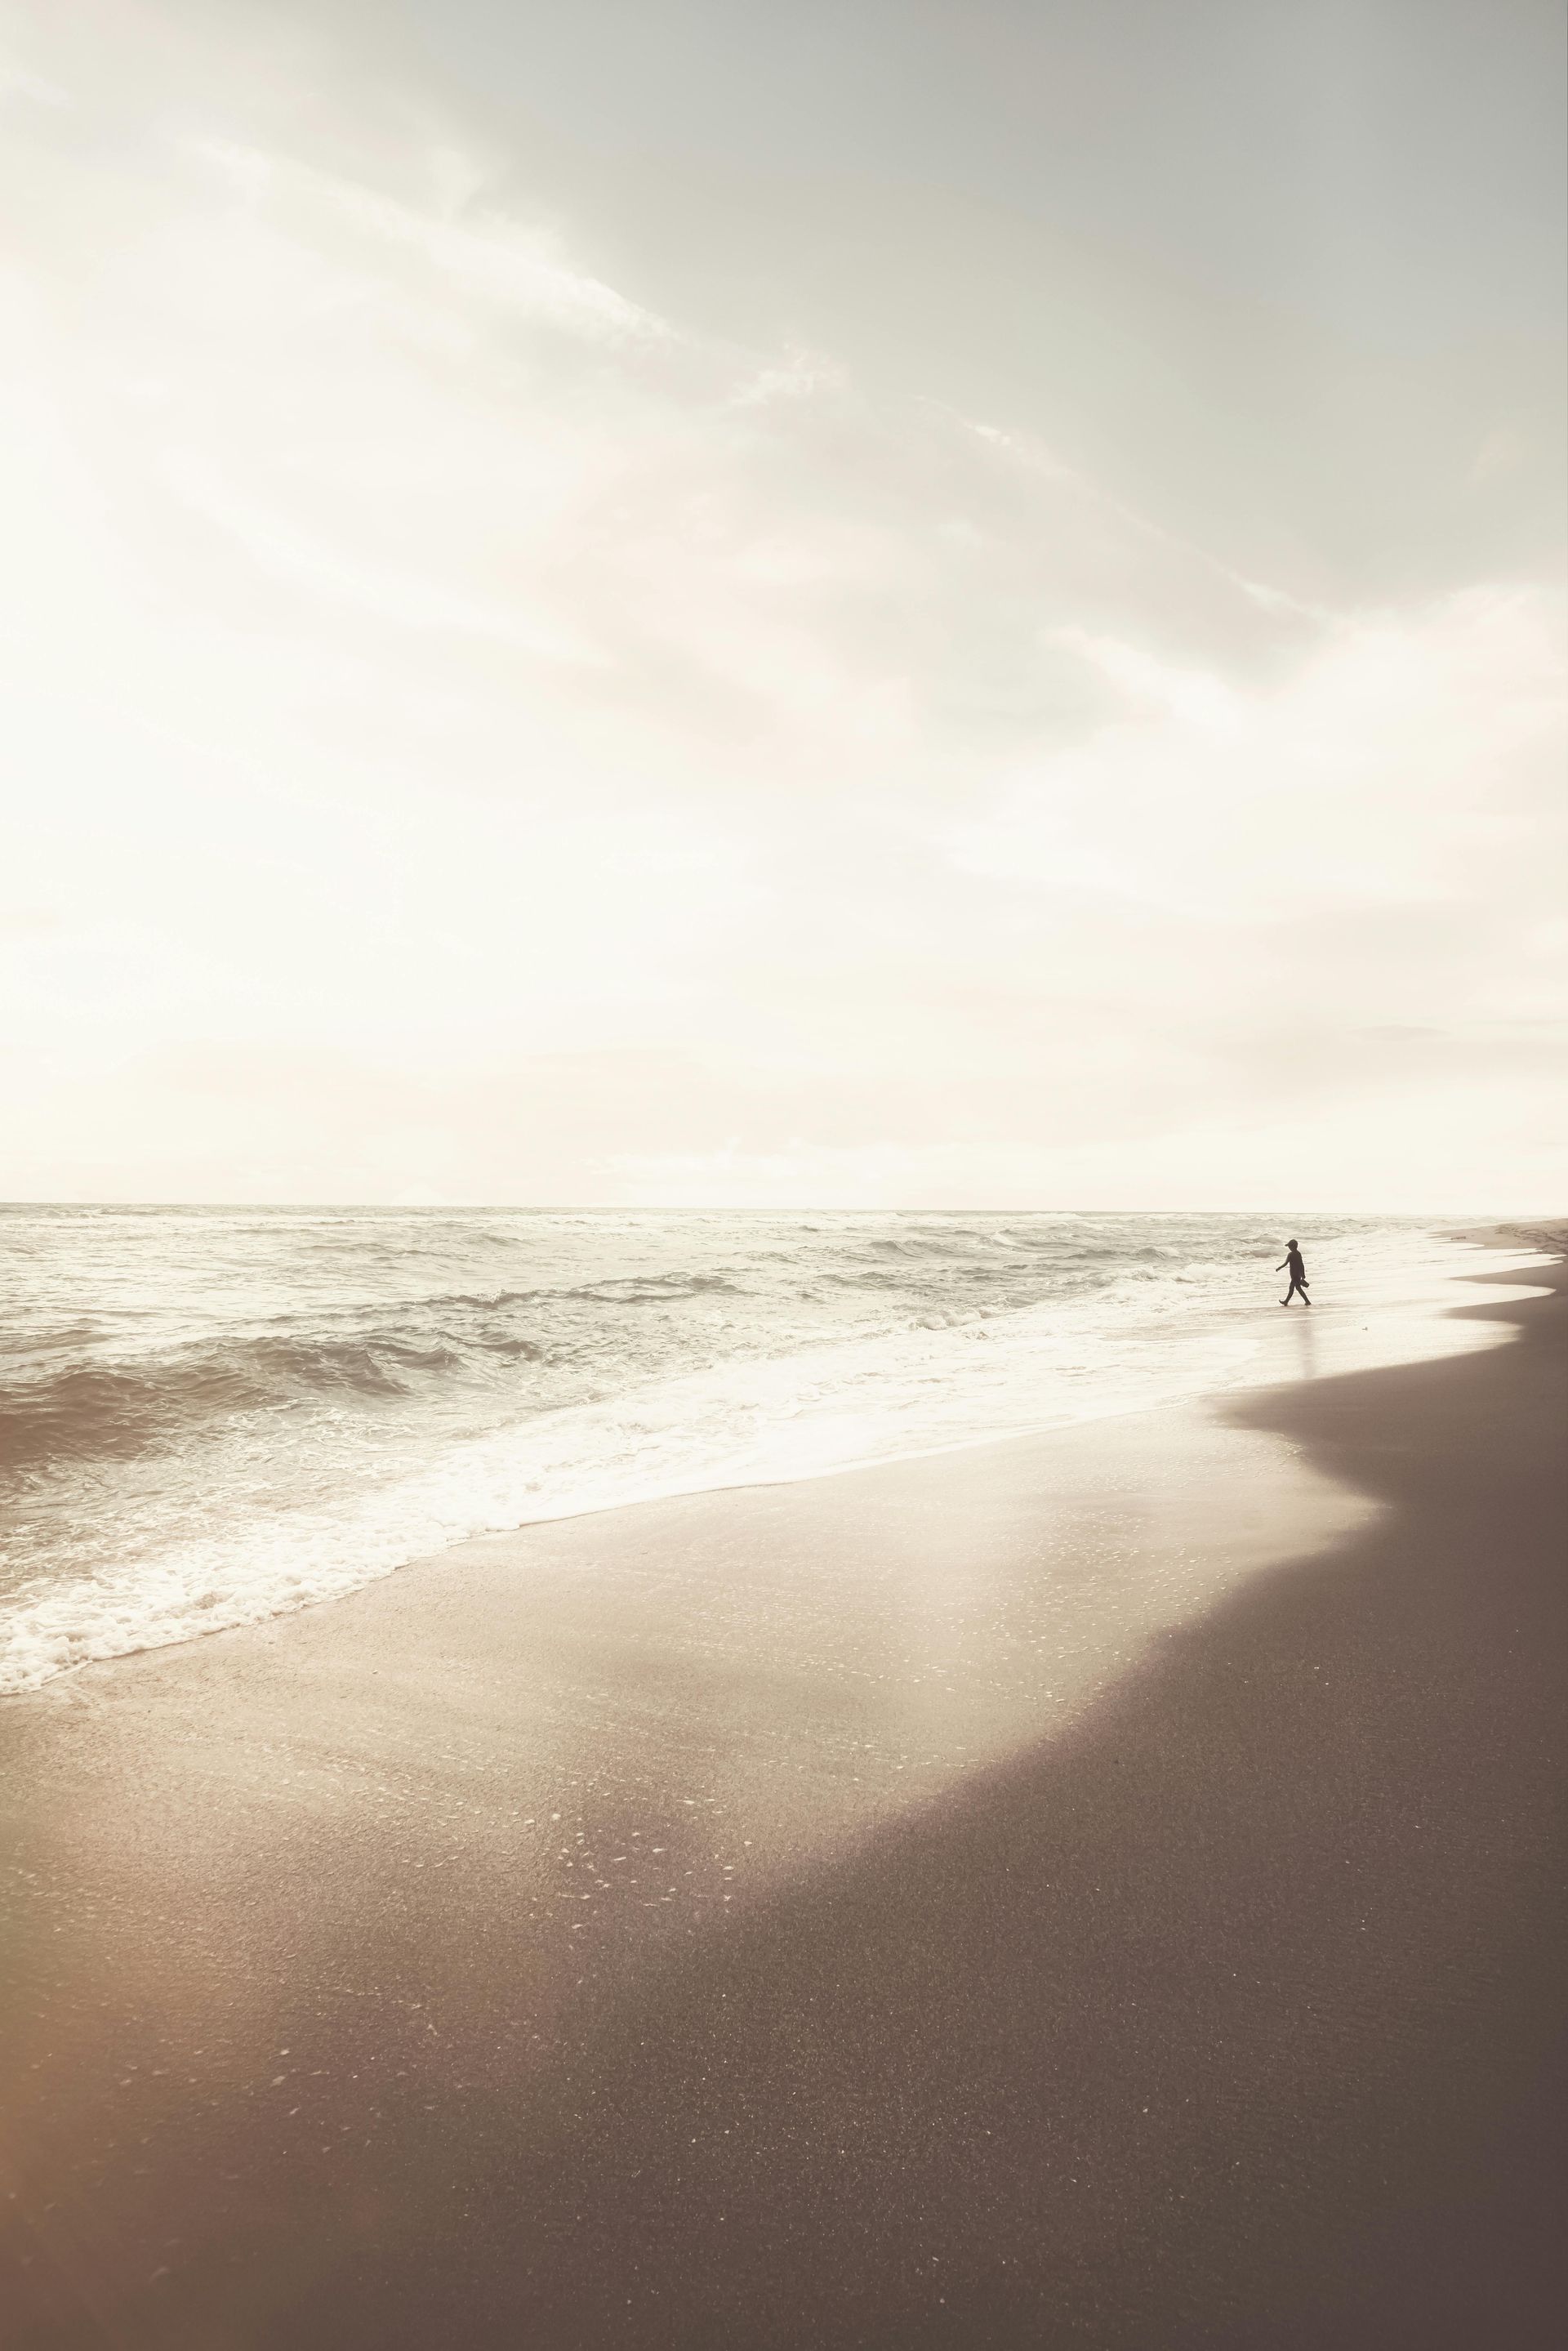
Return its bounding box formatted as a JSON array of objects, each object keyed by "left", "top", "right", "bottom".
[
  {"left": 167, "top": 450, "right": 603, "bottom": 661},
  {"left": 191, "top": 136, "right": 670, "bottom": 343}
]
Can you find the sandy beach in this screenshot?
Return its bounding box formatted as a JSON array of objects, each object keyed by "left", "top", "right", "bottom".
[{"left": 2, "top": 1235, "right": 1564, "bottom": 2349}]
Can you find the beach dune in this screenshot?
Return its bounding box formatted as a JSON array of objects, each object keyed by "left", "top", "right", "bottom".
[{"left": 2, "top": 1246, "right": 1564, "bottom": 2348}]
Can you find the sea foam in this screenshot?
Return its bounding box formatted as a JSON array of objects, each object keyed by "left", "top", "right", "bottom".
[{"left": 0, "top": 1209, "right": 1470, "bottom": 1691}]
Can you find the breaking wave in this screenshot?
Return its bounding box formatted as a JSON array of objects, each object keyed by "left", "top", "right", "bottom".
[{"left": 1, "top": 1207, "right": 1435, "bottom": 1691}]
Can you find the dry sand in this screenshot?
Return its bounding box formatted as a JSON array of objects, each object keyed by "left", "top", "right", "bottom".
[{"left": 2, "top": 1242, "right": 1564, "bottom": 2348}]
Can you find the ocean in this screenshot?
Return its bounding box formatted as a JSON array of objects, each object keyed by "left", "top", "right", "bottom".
[{"left": 0, "top": 1207, "right": 1444, "bottom": 1693}]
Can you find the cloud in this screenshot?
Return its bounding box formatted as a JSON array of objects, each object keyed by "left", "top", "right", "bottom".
[
  {"left": 0, "top": 54, "right": 67, "bottom": 107},
  {"left": 167, "top": 449, "right": 601, "bottom": 661},
  {"left": 190, "top": 135, "right": 670, "bottom": 344},
  {"left": 947, "top": 584, "right": 1566, "bottom": 920},
  {"left": 0, "top": 0, "right": 1563, "bottom": 1208}
]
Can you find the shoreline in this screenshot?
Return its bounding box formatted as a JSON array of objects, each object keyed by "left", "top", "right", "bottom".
[
  {"left": 1, "top": 1224, "right": 1537, "bottom": 1701},
  {"left": 2, "top": 1237, "right": 1564, "bottom": 2345}
]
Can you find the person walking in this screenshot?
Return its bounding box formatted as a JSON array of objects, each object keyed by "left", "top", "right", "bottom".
[{"left": 1277, "top": 1239, "right": 1310, "bottom": 1305}]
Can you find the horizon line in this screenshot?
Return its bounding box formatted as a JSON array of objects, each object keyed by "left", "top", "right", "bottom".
[{"left": 0, "top": 1200, "right": 1530, "bottom": 1220}]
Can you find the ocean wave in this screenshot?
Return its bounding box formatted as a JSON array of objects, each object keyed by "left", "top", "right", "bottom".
[
  {"left": 0, "top": 1278, "right": 755, "bottom": 1483},
  {"left": 0, "top": 1294, "right": 1267, "bottom": 1692},
  {"left": 0, "top": 1208, "right": 1441, "bottom": 1690},
  {"left": 0, "top": 1332, "right": 463, "bottom": 1477}
]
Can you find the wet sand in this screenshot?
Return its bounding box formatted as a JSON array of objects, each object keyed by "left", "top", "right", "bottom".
[{"left": 2, "top": 1243, "right": 1564, "bottom": 2348}]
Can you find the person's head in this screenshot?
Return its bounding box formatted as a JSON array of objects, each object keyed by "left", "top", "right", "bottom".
[{"left": 1288, "top": 1238, "right": 1297, "bottom": 1247}]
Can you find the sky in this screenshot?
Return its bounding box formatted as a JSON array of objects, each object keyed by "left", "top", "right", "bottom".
[{"left": 2, "top": 0, "right": 1564, "bottom": 1210}]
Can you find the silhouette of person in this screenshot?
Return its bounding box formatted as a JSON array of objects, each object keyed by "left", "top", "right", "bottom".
[{"left": 1276, "top": 1239, "right": 1310, "bottom": 1305}]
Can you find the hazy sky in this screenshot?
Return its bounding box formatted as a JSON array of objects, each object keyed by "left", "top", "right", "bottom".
[{"left": 3, "top": 0, "right": 1564, "bottom": 1207}]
